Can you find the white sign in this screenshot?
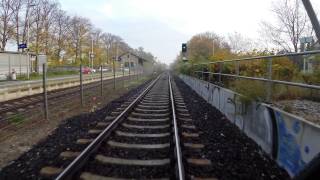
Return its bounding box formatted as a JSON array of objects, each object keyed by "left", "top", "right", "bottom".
[
  {"left": 300, "top": 37, "right": 313, "bottom": 44},
  {"left": 38, "top": 55, "right": 47, "bottom": 65}
]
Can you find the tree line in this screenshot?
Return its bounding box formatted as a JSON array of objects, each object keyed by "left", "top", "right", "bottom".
[
  {"left": 0, "top": 0, "right": 156, "bottom": 66},
  {"left": 172, "top": 0, "right": 319, "bottom": 82}
]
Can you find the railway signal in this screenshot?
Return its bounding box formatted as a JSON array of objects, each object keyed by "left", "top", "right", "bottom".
[
  {"left": 182, "top": 43, "right": 188, "bottom": 62},
  {"left": 182, "top": 43, "right": 187, "bottom": 53}
]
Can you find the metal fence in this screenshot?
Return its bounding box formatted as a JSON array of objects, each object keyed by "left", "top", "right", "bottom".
[
  {"left": 190, "top": 50, "right": 320, "bottom": 102},
  {"left": 0, "top": 63, "right": 154, "bottom": 133}
]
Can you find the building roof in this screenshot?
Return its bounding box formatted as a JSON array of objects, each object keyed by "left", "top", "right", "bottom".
[{"left": 118, "top": 52, "right": 149, "bottom": 62}]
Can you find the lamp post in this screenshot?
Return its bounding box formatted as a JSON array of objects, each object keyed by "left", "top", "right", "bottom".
[{"left": 90, "top": 38, "right": 94, "bottom": 69}]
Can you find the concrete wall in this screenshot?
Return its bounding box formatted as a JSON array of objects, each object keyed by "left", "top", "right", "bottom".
[
  {"left": 179, "top": 74, "right": 320, "bottom": 178},
  {"left": 0, "top": 73, "right": 125, "bottom": 102},
  {"left": 0, "top": 52, "right": 28, "bottom": 76}
]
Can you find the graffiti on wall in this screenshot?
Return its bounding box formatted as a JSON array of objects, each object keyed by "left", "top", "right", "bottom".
[
  {"left": 275, "top": 111, "right": 306, "bottom": 176},
  {"left": 181, "top": 74, "right": 320, "bottom": 178}
]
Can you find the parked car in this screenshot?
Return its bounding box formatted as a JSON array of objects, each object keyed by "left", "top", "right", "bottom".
[
  {"left": 98, "top": 67, "right": 109, "bottom": 72},
  {"left": 82, "top": 67, "right": 91, "bottom": 74},
  {"left": 91, "top": 68, "right": 96, "bottom": 73}
]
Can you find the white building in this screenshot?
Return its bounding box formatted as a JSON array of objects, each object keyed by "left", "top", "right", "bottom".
[{"left": 118, "top": 52, "right": 155, "bottom": 75}]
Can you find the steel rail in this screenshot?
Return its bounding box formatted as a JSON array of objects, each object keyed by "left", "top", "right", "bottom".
[
  {"left": 169, "top": 74, "right": 185, "bottom": 180},
  {"left": 194, "top": 71, "right": 320, "bottom": 90},
  {"left": 55, "top": 74, "right": 161, "bottom": 180}
]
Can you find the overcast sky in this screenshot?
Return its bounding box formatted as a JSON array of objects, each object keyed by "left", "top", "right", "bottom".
[{"left": 60, "top": 0, "right": 320, "bottom": 64}]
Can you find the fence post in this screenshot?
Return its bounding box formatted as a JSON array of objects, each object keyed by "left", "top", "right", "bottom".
[
  {"left": 122, "top": 65, "right": 125, "bottom": 87},
  {"left": 80, "top": 64, "right": 84, "bottom": 106},
  {"left": 8, "top": 55, "right": 11, "bottom": 80},
  {"left": 43, "top": 63, "right": 48, "bottom": 120},
  {"left": 201, "top": 64, "right": 204, "bottom": 80},
  {"left": 219, "top": 62, "right": 222, "bottom": 83},
  {"left": 129, "top": 60, "right": 131, "bottom": 84},
  {"left": 19, "top": 53, "right": 22, "bottom": 77},
  {"left": 236, "top": 61, "right": 240, "bottom": 76},
  {"left": 266, "top": 58, "right": 273, "bottom": 103},
  {"left": 208, "top": 64, "right": 211, "bottom": 83},
  {"left": 113, "top": 60, "right": 116, "bottom": 90},
  {"left": 100, "top": 65, "right": 103, "bottom": 96},
  {"left": 191, "top": 62, "right": 194, "bottom": 77},
  {"left": 136, "top": 66, "right": 138, "bottom": 81}
]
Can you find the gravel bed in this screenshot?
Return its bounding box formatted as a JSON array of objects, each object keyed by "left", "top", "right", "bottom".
[
  {"left": 80, "top": 76, "right": 173, "bottom": 179},
  {"left": 275, "top": 99, "right": 320, "bottom": 125},
  {"left": 0, "top": 80, "right": 151, "bottom": 180},
  {"left": 174, "top": 76, "right": 290, "bottom": 180}
]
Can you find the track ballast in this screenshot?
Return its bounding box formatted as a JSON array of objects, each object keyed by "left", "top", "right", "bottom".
[{"left": 38, "top": 73, "right": 215, "bottom": 180}]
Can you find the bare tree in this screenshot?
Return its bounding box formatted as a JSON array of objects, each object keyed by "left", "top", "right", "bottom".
[
  {"left": 69, "top": 16, "right": 92, "bottom": 63},
  {"left": 41, "top": 0, "right": 58, "bottom": 54},
  {"left": 0, "top": 0, "right": 156, "bottom": 67},
  {"left": 228, "top": 32, "right": 257, "bottom": 53},
  {"left": 0, "top": 0, "right": 14, "bottom": 50},
  {"left": 10, "top": 0, "right": 24, "bottom": 51},
  {"left": 51, "top": 9, "right": 69, "bottom": 61},
  {"left": 260, "top": 0, "right": 312, "bottom": 52}
]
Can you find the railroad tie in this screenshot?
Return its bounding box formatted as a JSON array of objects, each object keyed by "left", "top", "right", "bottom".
[
  {"left": 128, "top": 116, "right": 170, "bottom": 122},
  {"left": 184, "top": 143, "right": 205, "bottom": 149},
  {"left": 95, "top": 155, "right": 170, "bottom": 166},
  {"left": 178, "top": 113, "right": 191, "bottom": 117},
  {"left": 80, "top": 172, "right": 140, "bottom": 180},
  {"left": 189, "top": 176, "right": 218, "bottom": 180},
  {"left": 107, "top": 140, "right": 170, "bottom": 149},
  {"left": 176, "top": 105, "right": 187, "bottom": 109},
  {"left": 122, "top": 123, "right": 170, "bottom": 129},
  {"left": 179, "top": 117, "right": 193, "bottom": 122},
  {"left": 96, "top": 122, "right": 110, "bottom": 127},
  {"left": 187, "top": 158, "right": 212, "bottom": 166},
  {"left": 177, "top": 108, "right": 188, "bottom": 112},
  {"left": 182, "top": 132, "right": 199, "bottom": 138},
  {"left": 105, "top": 116, "right": 115, "bottom": 121},
  {"left": 137, "top": 104, "right": 169, "bottom": 109},
  {"left": 60, "top": 151, "right": 81, "bottom": 159},
  {"left": 39, "top": 166, "right": 63, "bottom": 177},
  {"left": 116, "top": 131, "right": 170, "bottom": 138},
  {"left": 131, "top": 112, "right": 170, "bottom": 117},
  {"left": 111, "top": 111, "right": 121, "bottom": 116},
  {"left": 76, "top": 138, "right": 94, "bottom": 145},
  {"left": 181, "top": 124, "right": 197, "bottom": 129},
  {"left": 176, "top": 102, "right": 186, "bottom": 106},
  {"left": 134, "top": 108, "right": 169, "bottom": 113},
  {"left": 88, "top": 129, "right": 103, "bottom": 134}
]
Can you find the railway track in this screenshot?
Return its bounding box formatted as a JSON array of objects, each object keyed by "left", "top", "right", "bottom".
[
  {"left": 0, "top": 75, "right": 131, "bottom": 119},
  {"left": 40, "top": 73, "right": 215, "bottom": 179}
]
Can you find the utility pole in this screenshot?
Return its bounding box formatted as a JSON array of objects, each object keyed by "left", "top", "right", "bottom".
[
  {"left": 302, "top": 0, "right": 320, "bottom": 42},
  {"left": 113, "top": 42, "right": 118, "bottom": 90},
  {"left": 91, "top": 38, "right": 94, "bottom": 69},
  {"left": 212, "top": 39, "right": 215, "bottom": 57},
  {"left": 26, "top": 4, "right": 36, "bottom": 79},
  {"left": 128, "top": 53, "right": 131, "bottom": 82}
]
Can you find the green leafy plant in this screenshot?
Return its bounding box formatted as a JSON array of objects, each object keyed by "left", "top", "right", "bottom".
[{"left": 8, "top": 114, "right": 25, "bottom": 124}]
